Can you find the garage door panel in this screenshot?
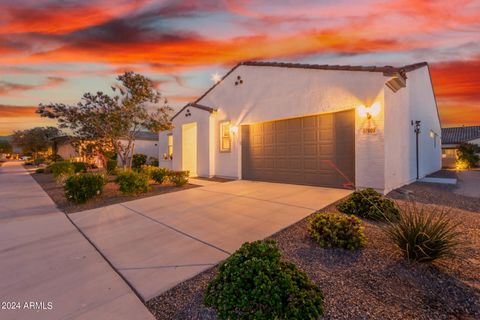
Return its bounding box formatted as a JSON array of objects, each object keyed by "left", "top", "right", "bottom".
[{"left": 242, "top": 110, "right": 355, "bottom": 189}]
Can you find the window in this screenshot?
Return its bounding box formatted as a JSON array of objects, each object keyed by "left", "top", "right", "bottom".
[
  {"left": 167, "top": 134, "right": 173, "bottom": 159},
  {"left": 220, "top": 121, "right": 231, "bottom": 152}
]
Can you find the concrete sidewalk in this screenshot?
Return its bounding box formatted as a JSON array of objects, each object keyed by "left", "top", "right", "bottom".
[{"left": 0, "top": 162, "right": 153, "bottom": 320}]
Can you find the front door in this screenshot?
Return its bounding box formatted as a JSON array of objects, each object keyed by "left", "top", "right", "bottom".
[{"left": 182, "top": 122, "right": 197, "bottom": 177}]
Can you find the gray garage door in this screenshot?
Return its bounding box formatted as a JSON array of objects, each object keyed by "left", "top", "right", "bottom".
[{"left": 241, "top": 109, "right": 355, "bottom": 189}]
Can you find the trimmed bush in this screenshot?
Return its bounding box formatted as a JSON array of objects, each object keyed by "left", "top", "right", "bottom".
[
  {"left": 308, "top": 212, "right": 366, "bottom": 251},
  {"left": 106, "top": 159, "right": 117, "bottom": 174},
  {"left": 35, "top": 168, "right": 45, "bottom": 174},
  {"left": 205, "top": 240, "right": 324, "bottom": 320},
  {"left": 132, "top": 153, "right": 147, "bottom": 169},
  {"left": 169, "top": 170, "right": 189, "bottom": 186},
  {"left": 151, "top": 168, "right": 171, "bottom": 184},
  {"left": 336, "top": 188, "right": 400, "bottom": 222},
  {"left": 116, "top": 170, "right": 149, "bottom": 195},
  {"left": 49, "top": 161, "right": 75, "bottom": 178},
  {"left": 71, "top": 161, "right": 88, "bottom": 173},
  {"left": 64, "top": 173, "right": 106, "bottom": 204},
  {"left": 384, "top": 204, "right": 461, "bottom": 262}
]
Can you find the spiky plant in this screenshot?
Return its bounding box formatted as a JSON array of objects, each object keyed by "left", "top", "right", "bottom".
[{"left": 385, "top": 204, "right": 461, "bottom": 262}]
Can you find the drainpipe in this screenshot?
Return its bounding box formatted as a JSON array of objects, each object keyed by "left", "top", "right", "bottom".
[{"left": 413, "top": 120, "right": 421, "bottom": 180}]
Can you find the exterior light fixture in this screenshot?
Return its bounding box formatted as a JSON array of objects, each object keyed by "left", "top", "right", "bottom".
[
  {"left": 230, "top": 125, "right": 239, "bottom": 135},
  {"left": 358, "top": 102, "right": 381, "bottom": 119},
  {"left": 211, "top": 72, "right": 221, "bottom": 84}
]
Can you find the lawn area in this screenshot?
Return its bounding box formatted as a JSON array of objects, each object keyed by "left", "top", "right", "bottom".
[
  {"left": 30, "top": 168, "right": 198, "bottom": 214},
  {"left": 146, "top": 184, "right": 480, "bottom": 320}
]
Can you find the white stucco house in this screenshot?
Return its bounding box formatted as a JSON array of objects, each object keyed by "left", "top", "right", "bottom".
[{"left": 159, "top": 61, "right": 441, "bottom": 194}]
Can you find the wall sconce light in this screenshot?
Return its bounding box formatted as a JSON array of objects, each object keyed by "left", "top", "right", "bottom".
[
  {"left": 230, "top": 125, "right": 239, "bottom": 135},
  {"left": 358, "top": 102, "right": 381, "bottom": 119}
]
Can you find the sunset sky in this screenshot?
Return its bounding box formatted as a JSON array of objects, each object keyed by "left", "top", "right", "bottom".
[{"left": 0, "top": 0, "right": 479, "bottom": 135}]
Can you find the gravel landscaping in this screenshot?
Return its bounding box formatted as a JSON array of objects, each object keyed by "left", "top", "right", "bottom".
[
  {"left": 30, "top": 170, "right": 198, "bottom": 213},
  {"left": 146, "top": 195, "right": 480, "bottom": 319}
]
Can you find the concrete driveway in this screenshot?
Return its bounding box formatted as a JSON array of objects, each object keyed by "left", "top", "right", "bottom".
[
  {"left": 70, "top": 180, "right": 351, "bottom": 301},
  {"left": 454, "top": 170, "right": 480, "bottom": 198}
]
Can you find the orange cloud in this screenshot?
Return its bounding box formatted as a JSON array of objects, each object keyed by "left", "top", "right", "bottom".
[
  {"left": 9, "top": 30, "right": 409, "bottom": 73},
  {"left": 0, "top": 77, "right": 65, "bottom": 96},
  {"left": 0, "top": 105, "right": 37, "bottom": 117},
  {"left": 0, "top": 1, "right": 150, "bottom": 35}
]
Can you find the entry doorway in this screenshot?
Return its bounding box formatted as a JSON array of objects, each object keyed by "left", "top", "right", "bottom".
[{"left": 182, "top": 122, "right": 197, "bottom": 177}]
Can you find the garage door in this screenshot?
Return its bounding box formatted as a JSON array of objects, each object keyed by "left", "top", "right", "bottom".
[{"left": 241, "top": 109, "right": 355, "bottom": 188}]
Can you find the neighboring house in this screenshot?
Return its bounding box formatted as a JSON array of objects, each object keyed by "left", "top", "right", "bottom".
[
  {"left": 51, "top": 136, "right": 79, "bottom": 160},
  {"left": 441, "top": 126, "right": 480, "bottom": 168},
  {"left": 120, "top": 131, "right": 159, "bottom": 163},
  {"left": 159, "top": 61, "right": 441, "bottom": 194}
]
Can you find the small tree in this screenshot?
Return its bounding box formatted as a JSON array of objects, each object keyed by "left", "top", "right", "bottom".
[
  {"left": 11, "top": 127, "right": 61, "bottom": 158},
  {"left": 456, "top": 143, "right": 480, "bottom": 169},
  {"left": 37, "top": 72, "right": 172, "bottom": 169},
  {"left": 0, "top": 140, "right": 12, "bottom": 154}
]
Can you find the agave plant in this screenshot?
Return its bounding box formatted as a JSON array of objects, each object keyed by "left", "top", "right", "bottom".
[{"left": 384, "top": 203, "right": 462, "bottom": 262}]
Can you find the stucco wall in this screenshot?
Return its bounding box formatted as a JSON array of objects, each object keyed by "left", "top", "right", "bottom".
[
  {"left": 171, "top": 107, "right": 212, "bottom": 177},
  {"left": 198, "top": 65, "right": 387, "bottom": 187},
  {"left": 406, "top": 67, "right": 442, "bottom": 180},
  {"left": 384, "top": 77, "right": 411, "bottom": 192},
  {"left": 383, "top": 66, "right": 441, "bottom": 192},
  {"left": 57, "top": 143, "right": 78, "bottom": 160},
  {"left": 119, "top": 139, "right": 159, "bottom": 162}
]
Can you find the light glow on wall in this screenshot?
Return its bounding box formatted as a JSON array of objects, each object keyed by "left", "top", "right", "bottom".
[{"left": 357, "top": 102, "right": 381, "bottom": 119}]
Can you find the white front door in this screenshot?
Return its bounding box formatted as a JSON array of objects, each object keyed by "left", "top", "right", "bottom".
[{"left": 182, "top": 122, "right": 197, "bottom": 177}]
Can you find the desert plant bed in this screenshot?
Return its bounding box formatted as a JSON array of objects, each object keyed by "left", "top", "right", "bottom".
[
  {"left": 146, "top": 200, "right": 480, "bottom": 320},
  {"left": 30, "top": 170, "right": 198, "bottom": 214}
]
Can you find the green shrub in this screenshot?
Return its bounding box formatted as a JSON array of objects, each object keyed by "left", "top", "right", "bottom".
[
  {"left": 205, "top": 240, "right": 324, "bottom": 320},
  {"left": 132, "top": 153, "right": 147, "bottom": 169},
  {"left": 169, "top": 170, "right": 189, "bottom": 186},
  {"left": 336, "top": 188, "right": 400, "bottom": 222},
  {"left": 116, "top": 170, "right": 149, "bottom": 195},
  {"left": 148, "top": 156, "right": 159, "bottom": 166},
  {"left": 48, "top": 154, "right": 63, "bottom": 162},
  {"left": 384, "top": 204, "right": 461, "bottom": 262},
  {"left": 151, "top": 168, "right": 171, "bottom": 184},
  {"left": 106, "top": 159, "right": 117, "bottom": 174},
  {"left": 64, "top": 173, "right": 106, "bottom": 204},
  {"left": 49, "top": 161, "right": 75, "bottom": 178},
  {"left": 308, "top": 212, "right": 366, "bottom": 251},
  {"left": 456, "top": 143, "right": 480, "bottom": 169},
  {"left": 71, "top": 162, "right": 88, "bottom": 173},
  {"left": 140, "top": 165, "right": 158, "bottom": 179},
  {"left": 35, "top": 168, "right": 45, "bottom": 174},
  {"left": 34, "top": 157, "right": 45, "bottom": 165}
]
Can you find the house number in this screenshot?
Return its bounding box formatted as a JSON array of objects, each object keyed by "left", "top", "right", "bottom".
[{"left": 362, "top": 127, "right": 376, "bottom": 134}]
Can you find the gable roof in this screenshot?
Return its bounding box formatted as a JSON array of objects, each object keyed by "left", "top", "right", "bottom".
[
  {"left": 193, "top": 61, "right": 429, "bottom": 104},
  {"left": 171, "top": 102, "right": 217, "bottom": 121},
  {"left": 442, "top": 126, "right": 480, "bottom": 144}
]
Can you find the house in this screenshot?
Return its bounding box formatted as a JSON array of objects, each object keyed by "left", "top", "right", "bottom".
[
  {"left": 120, "top": 131, "right": 159, "bottom": 163},
  {"left": 441, "top": 125, "right": 480, "bottom": 168},
  {"left": 51, "top": 136, "right": 79, "bottom": 160},
  {"left": 159, "top": 61, "right": 441, "bottom": 194}
]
